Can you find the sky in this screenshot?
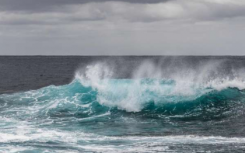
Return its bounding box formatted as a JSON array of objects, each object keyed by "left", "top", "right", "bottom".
[{"left": 0, "top": 0, "right": 245, "bottom": 55}]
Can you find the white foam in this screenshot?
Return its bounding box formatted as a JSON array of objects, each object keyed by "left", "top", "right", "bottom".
[
  {"left": 1, "top": 126, "right": 245, "bottom": 145},
  {"left": 207, "top": 78, "right": 245, "bottom": 91},
  {"left": 74, "top": 60, "right": 245, "bottom": 112},
  {"left": 0, "top": 117, "right": 245, "bottom": 153},
  {"left": 77, "top": 135, "right": 245, "bottom": 153},
  {"left": 75, "top": 62, "right": 113, "bottom": 89}
]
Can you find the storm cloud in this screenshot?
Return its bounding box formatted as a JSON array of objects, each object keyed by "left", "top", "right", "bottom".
[
  {"left": 0, "top": 0, "right": 170, "bottom": 12},
  {"left": 0, "top": 0, "right": 245, "bottom": 55},
  {"left": 1, "top": 0, "right": 245, "bottom": 25}
]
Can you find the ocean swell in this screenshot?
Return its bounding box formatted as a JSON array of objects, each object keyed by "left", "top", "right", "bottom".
[
  {"left": 2, "top": 59, "right": 245, "bottom": 152},
  {"left": 1, "top": 76, "right": 245, "bottom": 121},
  {"left": 1, "top": 60, "right": 245, "bottom": 121}
]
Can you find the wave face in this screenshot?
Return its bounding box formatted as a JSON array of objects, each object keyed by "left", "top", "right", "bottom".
[{"left": 1, "top": 58, "right": 245, "bottom": 152}]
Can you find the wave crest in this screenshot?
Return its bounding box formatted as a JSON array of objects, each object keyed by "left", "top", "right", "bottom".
[{"left": 1, "top": 61, "right": 245, "bottom": 118}]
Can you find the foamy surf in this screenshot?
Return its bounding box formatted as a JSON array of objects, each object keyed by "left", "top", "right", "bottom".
[{"left": 1, "top": 59, "right": 245, "bottom": 152}]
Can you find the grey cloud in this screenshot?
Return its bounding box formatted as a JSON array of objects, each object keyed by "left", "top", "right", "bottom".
[
  {"left": 1, "top": 0, "right": 245, "bottom": 26},
  {"left": 0, "top": 0, "right": 170, "bottom": 12},
  {"left": 1, "top": 0, "right": 245, "bottom": 56}
]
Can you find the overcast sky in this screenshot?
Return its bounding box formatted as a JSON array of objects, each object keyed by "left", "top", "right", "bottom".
[{"left": 0, "top": 0, "right": 245, "bottom": 55}]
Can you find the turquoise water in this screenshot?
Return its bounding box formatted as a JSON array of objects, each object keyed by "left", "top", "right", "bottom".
[{"left": 1, "top": 77, "right": 245, "bottom": 152}]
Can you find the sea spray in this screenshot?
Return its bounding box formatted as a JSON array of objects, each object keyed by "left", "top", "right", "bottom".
[{"left": 1, "top": 58, "right": 245, "bottom": 152}]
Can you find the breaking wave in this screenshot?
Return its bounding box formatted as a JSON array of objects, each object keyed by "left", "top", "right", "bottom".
[
  {"left": 1, "top": 60, "right": 245, "bottom": 120},
  {"left": 2, "top": 58, "right": 245, "bottom": 152}
]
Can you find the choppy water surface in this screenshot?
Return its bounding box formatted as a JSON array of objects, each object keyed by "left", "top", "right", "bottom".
[{"left": 1, "top": 57, "right": 245, "bottom": 152}]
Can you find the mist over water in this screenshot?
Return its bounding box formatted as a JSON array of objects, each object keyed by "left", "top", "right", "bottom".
[
  {"left": 1, "top": 56, "right": 245, "bottom": 152},
  {"left": 74, "top": 59, "right": 245, "bottom": 111}
]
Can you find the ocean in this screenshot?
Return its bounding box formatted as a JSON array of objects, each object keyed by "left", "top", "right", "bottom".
[{"left": 1, "top": 56, "right": 245, "bottom": 153}]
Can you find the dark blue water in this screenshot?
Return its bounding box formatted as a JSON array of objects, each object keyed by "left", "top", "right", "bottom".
[{"left": 1, "top": 56, "right": 245, "bottom": 153}]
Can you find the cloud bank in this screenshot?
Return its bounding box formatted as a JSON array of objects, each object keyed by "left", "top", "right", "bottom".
[
  {"left": 0, "top": 0, "right": 245, "bottom": 55},
  {"left": 1, "top": 0, "right": 245, "bottom": 24}
]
